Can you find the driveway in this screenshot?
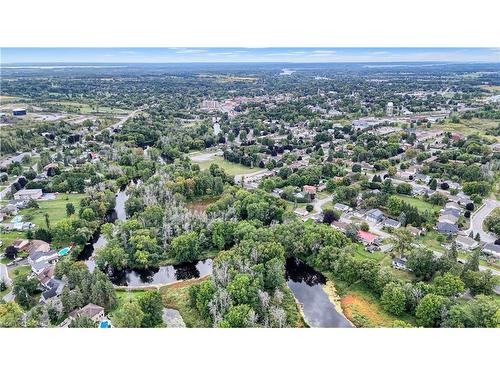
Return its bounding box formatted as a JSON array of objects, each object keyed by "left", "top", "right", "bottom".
[{"left": 466, "top": 199, "right": 500, "bottom": 243}]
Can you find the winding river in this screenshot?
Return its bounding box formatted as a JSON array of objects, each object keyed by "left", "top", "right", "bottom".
[
  {"left": 79, "top": 187, "right": 128, "bottom": 268},
  {"left": 78, "top": 186, "right": 351, "bottom": 327},
  {"left": 108, "top": 259, "right": 213, "bottom": 287},
  {"left": 286, "top": 258, "right": 352, "bottom": 328}
]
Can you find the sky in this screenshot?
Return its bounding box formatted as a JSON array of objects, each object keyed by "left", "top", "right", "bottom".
[{"left": 1, "top": 48, "right": 500, "bottom": 64}]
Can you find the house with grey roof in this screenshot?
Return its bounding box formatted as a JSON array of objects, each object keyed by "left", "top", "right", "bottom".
[
  {"left": 455, "top": 235, "right": 479, "bottom": 251},
  {"left": 29, "top": 250, "right": 58, "bottom": 265},
  {"left": 333, "top": 203, "right": 350, "bottom": 212},
  {"left": 381, "top": 218, "right": 401, "bottom": 229},
  {"left": 482, "top": 243, "right": 500, "bottom": 259},
  {"left": 438, "top": 214, "right": 459, "bottom": 225},
  {"left": 366, "top": 208, "right": 385, "bottom": 223},
  {"left": 392, "top": 257, "right": 408, "bottom": 270},
  {"left": 40, "top": 278, "right": 65, "bottom": 304},
  {"left": 412, "top": 185, "right": 431, "bottom": 196},
  {"left": 440, "top": 207, "right": 461, "bottom": 218},
  {"left": 436, "top": 222, "right": 459, "bottom": 235}
]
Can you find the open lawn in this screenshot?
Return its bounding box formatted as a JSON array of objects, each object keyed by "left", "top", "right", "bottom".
[
  {"left": 396, "top": 194, "right": 441, "bottom": 214},
  {"left": 353, "top": 246, "right": 415, "bottom": 281},
  {"left": 9, "top": 265, "right": 32, "bottom": 280},
  {"left": 0, "top": 231, "right": 25, "bottom": 249},
  {"left": 194, "top": 155, "right": 264, "bottom": 176},
  {"left": 18, "top": 193, "right": 85, "bottom": 229},
  {"left": 417, "top": 230, "right": 446, "bottom": 252}
]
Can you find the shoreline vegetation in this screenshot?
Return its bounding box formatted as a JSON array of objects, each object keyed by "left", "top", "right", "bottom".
[{"left": 323, "top": 280, "right": 355, "bottom": 327}]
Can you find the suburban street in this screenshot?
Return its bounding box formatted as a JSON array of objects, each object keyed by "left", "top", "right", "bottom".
[{"left": 466, "top": 199, "right": 500, "bottom": 243}]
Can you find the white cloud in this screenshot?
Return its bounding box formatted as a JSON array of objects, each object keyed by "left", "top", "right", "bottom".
[{"left": 174, "top": 49, "right": 208, "bottom": 54}]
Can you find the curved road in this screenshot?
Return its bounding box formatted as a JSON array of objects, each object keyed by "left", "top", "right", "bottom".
[{"left": 465, "top": 199, "right": 500, "bottom": 243}]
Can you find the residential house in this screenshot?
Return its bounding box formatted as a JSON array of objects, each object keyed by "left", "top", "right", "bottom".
[
  {"left": 482, "top": 243, "right": 500, "bottom": 259},
  {"left": 26, "top": 240, "right": 50, "bottom": 254},
  {"left": 13, "top": 189, "right": 43, "bottom": 201},
  {"left": 357, "top": 230, "right": 379, "bottom": 245},
  {"left": 381, "top": 218, "right": 401, "bottom": 229},
  {"left": 31, "top": 261, "right": 53, "bottom": 276},
  {"left": 28, "top": 250, "right": 58, "bottom": 265},
  {"left": 0, "top": 204, "right": 18, "bottom": 216},
  {"left": 392, "top": 257, "right": 408, "bottom": 270},
  {"left": 414, "top": 174, "right": 431, "bottom": 184},
  {"left": 37, "top": 264, "right": 56, "bottom": 286},
  {"left": 333, "top": 203, "right": 350, "bottom": 213},
  {"left": 440, "top": 207, "right": 461, "bottom": 218},
  {"left": 40, "top": 278, "right": 65, "bottom": 304},
  {"left": 397, "top": 171, "right": 415, "bottom": 181},
  {"left": 303, "top": 185, "right": 317, "bottom": 200},
  {"left": 436, "top": 222, "right": 459, "bottom": 235},
  {"left": 293, "top": 208, "right": 309, "bottom": 217},
  {"left": 412, "top": 185, "right": 431, "bottom": 196},
  {"left": 366, "top": 209, "right": 385, "bottom": 223},
  {"left": 445, "top": 202, "right": 461, "bottom": 211},
  {"left": 331, "top": 221, "right": 349, "bottom": 233},
  {"left": 439, "top": 214, "right": 459, "bottom": 225},
  {"left": 67, "top": 303, "right": 106, "bottom": 326},
  {"left": 455, "top": 235, "right": 479, "bottom": 251},
  {"left": 11, "top": 238, "right": 29, "bottom": 251}
]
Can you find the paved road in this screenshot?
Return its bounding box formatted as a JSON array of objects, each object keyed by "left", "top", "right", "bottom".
[
  {"left": 94, "top": 106, "right": 146, "bottom": 137},
  {"left": 0, "top": 263, "right": 12, "bottom": 286},
  {"left": 313, "top": 196, "right": 333, "bottom": 213},
  {"left": 465, "top": 199, "right": 500, "bottom": 243}
]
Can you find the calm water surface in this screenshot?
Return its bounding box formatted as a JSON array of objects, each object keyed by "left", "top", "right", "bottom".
[{"left": 285, "top": 258, "right": 352, "bottom": 328}]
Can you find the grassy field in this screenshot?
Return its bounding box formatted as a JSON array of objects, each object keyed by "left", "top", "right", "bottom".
[
  {"left": 479, "top": 85, "right": 500, "bottom": 93},
  {"left": 160, "top": 277, "right": 210, "bottom": 327},
  {"left": 432, "top": 119, "right": 499, "bottom": 141},
  {"left": 332, "top": 276, "right": 415, "bottom": 327},
  {"left": 396, "top": 194, "right": 441, "bottom": 214},
  {"left": 194, "top": 155, "right": 264, "bottom": 176},
  {"left": 40, "top": 101, "right": 129, "bottom": 115},
  {"left": 18, "top": 193, "right": 85, "bottom": 229}
]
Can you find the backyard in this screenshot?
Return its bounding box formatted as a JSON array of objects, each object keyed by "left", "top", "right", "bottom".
[
  {"left": 396, "top": 194, "right": 442, "bottom": 214},
  {"left": 18, "top": 193, "right": 85, "bottom": 229}
]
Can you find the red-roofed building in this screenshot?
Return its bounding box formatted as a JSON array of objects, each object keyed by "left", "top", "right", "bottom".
[
  {"left": 357, "top": 230, "right": 378, "bottom": 245},
  {"left": 303, "top": 185, "right": 317, "bottom": 200}
]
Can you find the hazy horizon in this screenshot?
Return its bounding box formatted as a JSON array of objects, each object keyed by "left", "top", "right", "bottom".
[{"left": 1, "top": 47, "right": 499, "bottom": 64}]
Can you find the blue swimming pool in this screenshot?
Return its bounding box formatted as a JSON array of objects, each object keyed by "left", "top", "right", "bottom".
[
  {"left": 58, "top": 247, "right": 71, "bottom": 256},
  {"left": 99, "top": 320, "right": 110, "bottom": 328}
]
